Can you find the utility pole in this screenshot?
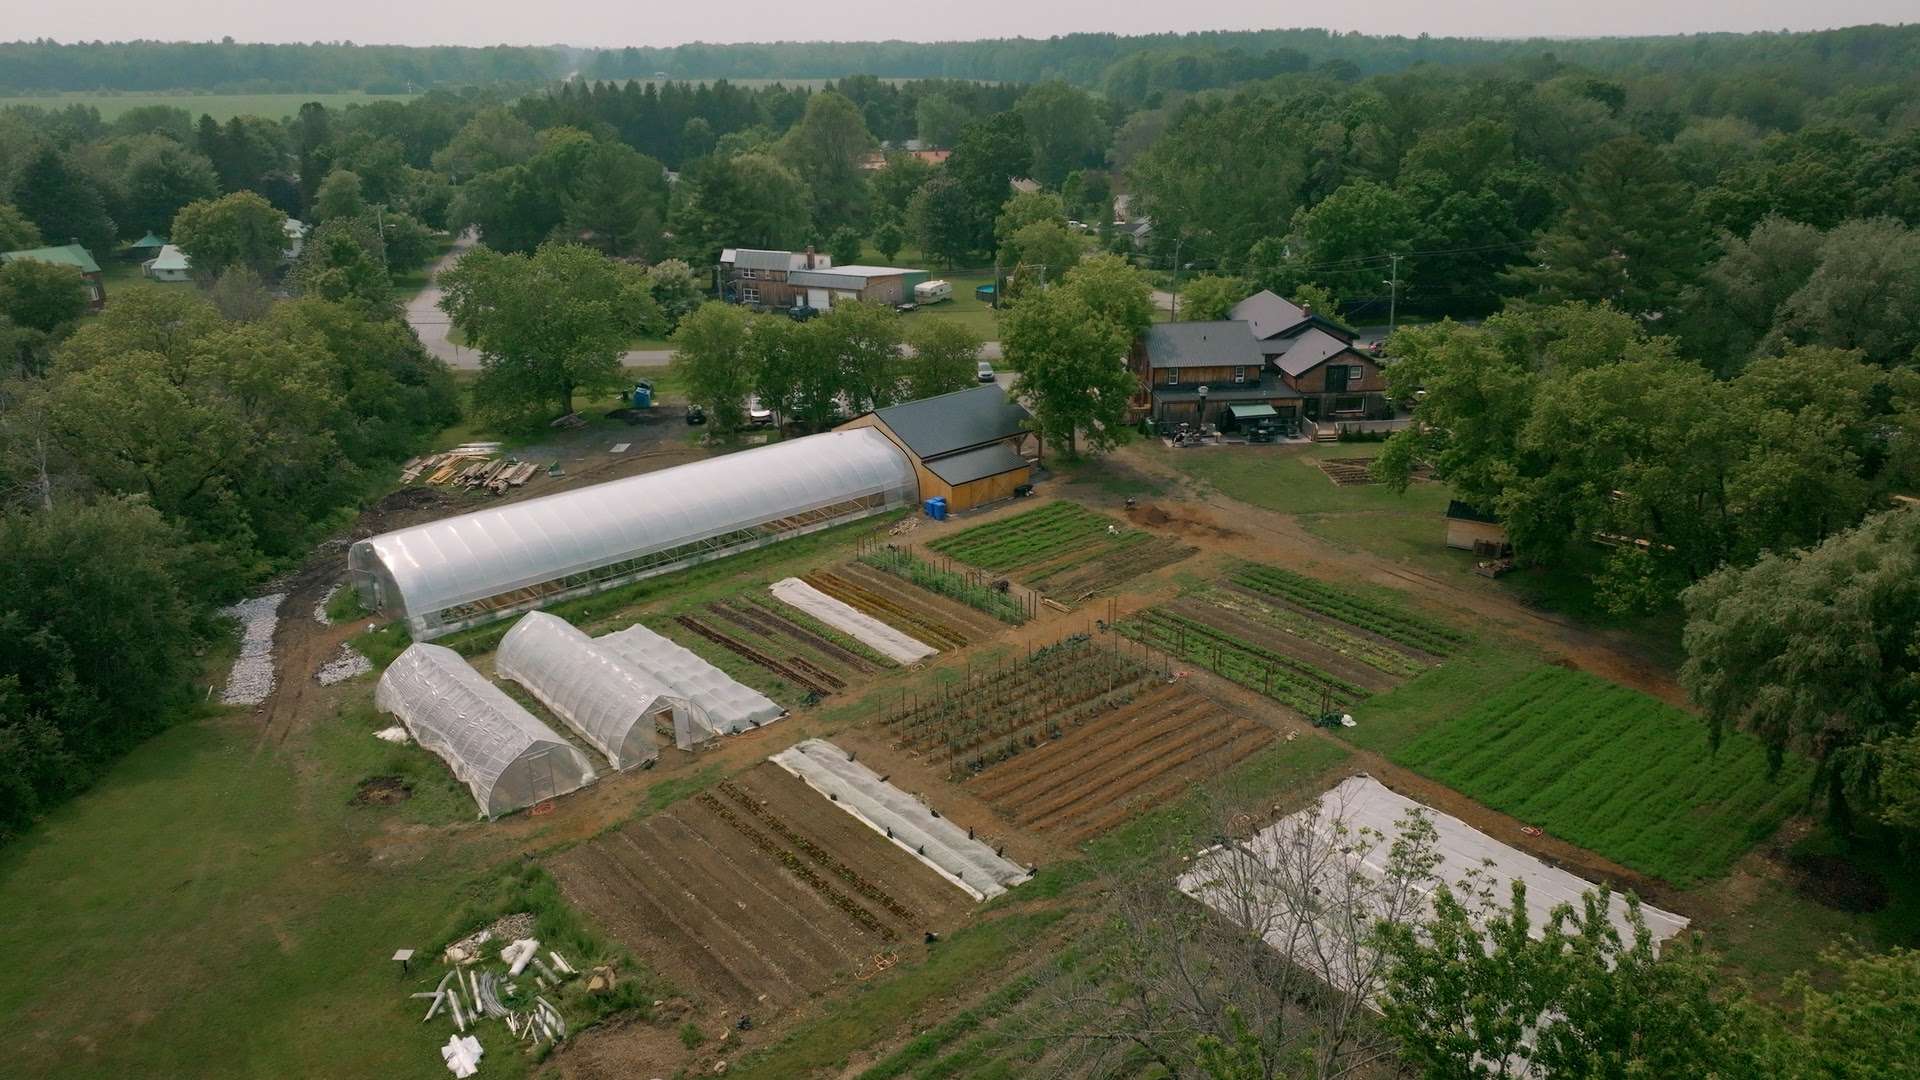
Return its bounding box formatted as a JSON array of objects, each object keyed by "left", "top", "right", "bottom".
[
  {"left": 1169, "top": 235, "right": 1185, "bottom": 321},
  {"left": 1384, "top": 253, "right": 1402, "bottom": 336}
]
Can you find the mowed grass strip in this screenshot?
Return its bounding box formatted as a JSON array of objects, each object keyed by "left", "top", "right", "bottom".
[{"left": 1390, "top": 665, "right": 1812, "bottom": 887}]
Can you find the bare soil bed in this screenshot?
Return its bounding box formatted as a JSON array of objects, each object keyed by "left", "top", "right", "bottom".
[
  {"left": 968, "top": 681, "right": 1270, "bottom": 843},
  {"left": 804, "top": 562, "right": 1002, "bottom": 649},
  {"left": 548, "top": 763, "right": 973, "bottom": 1012}
]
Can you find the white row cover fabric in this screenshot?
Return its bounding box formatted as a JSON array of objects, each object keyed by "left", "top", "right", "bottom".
[
  {"left": 495, "top": 612, "right": 685, "bottom": 770},
  {"left": 348, "top": 429, "right": 917, "bottom": 637},
  {"left": 597, "top": 623, "right": 784, "bottom": 743},
  {"left": 768, "top": 577, "right": 935, "bottom": 663},
  {"left": 375, "top": 643, "right": 597, "bottom": 818},
  {"left": 773, "top": 738, "right": 1027, "bottom": 901},
  {"left": 1179, "top": 775, "right": 1689, "bottom": 989}
]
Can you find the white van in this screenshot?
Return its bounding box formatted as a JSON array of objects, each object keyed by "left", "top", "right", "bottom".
[{"left": 914, "top": 279, "right": 954, "bottom": 305}]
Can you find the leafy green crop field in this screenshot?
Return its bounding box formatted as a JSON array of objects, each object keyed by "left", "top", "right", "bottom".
[
  {"left": 928, "top": 500, "right": 1193, "bottom": 597},
  {"left": 1385, "top": 665, "right": 1812, "bottom": 886}
]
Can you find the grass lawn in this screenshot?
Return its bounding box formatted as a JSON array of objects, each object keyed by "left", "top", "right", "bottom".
[
  {"left": 0, "top": 90, "right": 419, "bottom": 122},
  {"left": 0, "top": 704, "right": 545, "bottom": 1079},
  {"left": 1351, "top": 661, "right": 1812, "bottom": 887},
  {"left": 1165, "top": 442, "right": 1452, "bottom": 518}
]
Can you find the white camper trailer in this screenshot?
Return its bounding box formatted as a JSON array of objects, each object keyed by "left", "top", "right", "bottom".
[{"left": 913, "top": 279, "right": 954, "bottom": 304}]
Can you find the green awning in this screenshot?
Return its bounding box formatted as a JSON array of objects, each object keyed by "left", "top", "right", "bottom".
[{"left": 1227, "top": 404, "right": 1280, "bottom": 420}]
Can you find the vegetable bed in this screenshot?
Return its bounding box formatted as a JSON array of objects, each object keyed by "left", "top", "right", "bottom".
[{"left": 1390, "top": 665, "right": 1813, "bottom": 886}]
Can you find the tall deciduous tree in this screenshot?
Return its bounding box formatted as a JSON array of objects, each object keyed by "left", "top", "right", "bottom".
[
  {"left": 903, "top": 319, "right": 983, "bottom": 399},
  {"left": 0, "top": 259, "right": 89, "bottom": 334},
  {"left": 1682, "top": 507, "right": 1920, "bottom": 830},
  {"left": 1012, "top": 81, "right": 1107, "bottom": 187},
  {"left": 906, "top": 174, "right": 976, "bottom": 268},
  {"left": 812, "top": 300, "right": 903, "bottom": 413},
  {"left": 0, "top": 203, "right": 42, "bottom": 251},
  {"left": 1004, "top": 286, "right": 1134, "bottom": 456},
  {"left": 779, "top": 91, "right": 873, "bottom": 232},
  {"left": 1178, "top": 275, "right": 1253, "bottom": 322},
  {"left": 170, "top": 191, "right": 288, "bottom": 280},
  {"left": 673, "top": 300, "right": 756, "bottom": 434},
  {"left": 668, "top": 152, "right": 811, "bottom": 263},
  {"left": 440, "top": 243, "right": 659, "bottom": 421},
  {"left": 116, "top": 138, "right": 219, "bottom": 237}
]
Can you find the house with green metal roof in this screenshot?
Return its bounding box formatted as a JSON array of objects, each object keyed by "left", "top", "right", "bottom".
[{"left": 0, "top": 243, "right": 106, "bottom": 309}]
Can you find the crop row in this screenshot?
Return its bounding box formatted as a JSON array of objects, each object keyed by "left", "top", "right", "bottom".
[
  {"left": 858, "top": 547, "right": 1029, "bottom": 624},
  {"left": 1201, "top": 586, "right": 1428, "bottom": 677},
  {"left": 930, "top": 502, "right": 1119, "bottom": 571},
  {"left": 1393, "top": 666, "right": 1814, "bottom": 886},
  {"left": 1115, "top": 608, "right": 1365, "bottom": 715},
  {"left": 695, "top": 791, "right": 895, "bottom": 939},
  {"left": 1231, "top": 564, "right": 1467, "bottom": 655},
  {"left": 716, "top": 780, "right": 918, "bottom": 924}
]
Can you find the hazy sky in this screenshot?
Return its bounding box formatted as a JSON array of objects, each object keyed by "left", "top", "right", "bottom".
[{"left": 3, "top": 1, "right": 1911, "bottom": 49}]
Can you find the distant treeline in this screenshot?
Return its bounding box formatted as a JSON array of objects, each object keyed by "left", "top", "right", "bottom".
[
  {"left": 0, "top": 40, "right": 563, "bottom": 94},
  {"left": 7, "top": 24, "right": 1920, "bottom": 102},
  {"left": 580, "top": 24, "right": 1920, "bottom": 102}
]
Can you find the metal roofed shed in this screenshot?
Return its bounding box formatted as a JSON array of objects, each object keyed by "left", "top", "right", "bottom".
[
  {"left": 596, "top": 623, "right": 785, "bottom": 737},
  {"left": 922, "top": 443, "right": 1028, "bottom": 487},
  {"left": 375, "top": 643, "right": 597, "bottom": 818},
  {"left": 496, "top": 611, "right": 695, "bottom": 767},
  {"left": 838, "top": 384, "right": 1037, "bottom": 511},
  {"left": 348, "top": 428, "right": 918, "bottom": 639}
]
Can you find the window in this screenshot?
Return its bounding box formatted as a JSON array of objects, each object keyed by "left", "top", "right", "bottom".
[
  {"left": 1233, "top": 366, "right": 1247, "bottom": 384},
  {"left": 741, "top": 286, "right": 759, "bottom": 303},
  {"left": 740, "top": 267, "right": 759, "bottom": 279},
  {"left": 1334, "top": 395, "right": 1364, "bottom": 414},
  {"left": 1165, "top": 368, "right": 1179, "bottom": 386}
]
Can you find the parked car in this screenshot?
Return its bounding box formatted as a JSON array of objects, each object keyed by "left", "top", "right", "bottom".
[
  {"left": 894, "top": 301, "right": 918, "bottom": 313},
  {"left": 977, "top": 361, "right": 996, "bottom": 383},
  {"left": 786, "top": 304, "right": 819, "bottom": 322},
  {"left": 747, "top": 398, "right": 775, "bottom": 426},
  {"left": 685, "top": 403, "right": 706, "bottom": 425}
]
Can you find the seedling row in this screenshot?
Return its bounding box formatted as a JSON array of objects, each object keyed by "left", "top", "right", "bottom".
[
  {"left": 1115, "top": 607, "right": 1365, "bottom": 715},
  {"left": 1201, "top": 585, "right": 1429, "bottom": 678},
  {"left": 1232, "top": 564, "right": 1467, "bottom": 656},
  {"left": 857, "top": 546, "right": 1029, "bottom": 624}
]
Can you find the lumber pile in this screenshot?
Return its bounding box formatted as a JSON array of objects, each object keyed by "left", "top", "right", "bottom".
[{"left": 398, "top": 442, "right": 542, "bottom": 496}]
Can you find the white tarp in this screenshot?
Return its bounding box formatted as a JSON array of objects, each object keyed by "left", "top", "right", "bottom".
[
  {"left": 496, "top": 611, "right": 687, "bottom": 769},
  {"left": 773, "top": 738, "right": 1027, "bottom": 900},
  {"left": 1179, "top": 774, "right": 1690, "bottom": 989},
  {"left": 375, "top": 643, "right": 596, "bottom": 818},
  {"left": 597, "top": 623, "right": 784, "bottom": 741},
  {"left": 768, "top": 577, "right": 935, "bottom": 663}
]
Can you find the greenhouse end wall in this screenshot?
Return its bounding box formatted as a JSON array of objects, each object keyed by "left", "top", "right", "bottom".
[{"left": 349, "top": 429, "right": 919, "bottom": 639}]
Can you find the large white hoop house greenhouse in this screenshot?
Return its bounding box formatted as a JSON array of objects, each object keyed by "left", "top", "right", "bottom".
[
  {"left": 496, "top": 611, "right": 694, "bottom": 768},
  {"left": 348, "top": 429, "right": 919, "bottom": 638},
  {"left": 375, "top": 643, "right": 598, "bottom": 818}
]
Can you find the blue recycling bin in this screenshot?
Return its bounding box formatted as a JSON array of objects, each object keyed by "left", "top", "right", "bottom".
[{"left": 924, "top": 497, "right": 948, "bottom": 520}]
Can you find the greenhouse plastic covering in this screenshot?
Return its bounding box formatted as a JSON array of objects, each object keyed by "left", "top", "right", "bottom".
[
  {"left": 495, "top": 612, "right": 686, "bottom": 770},
  {"left": 597, "top": 623, "right": 784, "bottom": 740},
  {"left": 773, "top": 738, "right": 1028, "bottom": 901},
  {"left": 348, "top": 428, "right": 917, "bottom": 635},
  {"left": 375, "top": 642, "right": 597, "bottom": 818},
  {"left": 769, "top": 578, "right": 936, "bottom": 663},
  {"left": 1178, "top": 775, "right": 1689, "bottom": 989}
]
